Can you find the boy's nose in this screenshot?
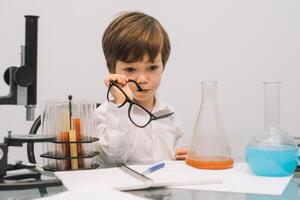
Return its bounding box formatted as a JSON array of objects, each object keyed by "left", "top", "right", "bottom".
[{"left": 136, "top": 73, "right": 148, "bottom": 85}]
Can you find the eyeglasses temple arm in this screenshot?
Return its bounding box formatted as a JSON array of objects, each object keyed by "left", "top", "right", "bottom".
[{"left": 153, "top": 112, "right": 175, "bottom": 120}]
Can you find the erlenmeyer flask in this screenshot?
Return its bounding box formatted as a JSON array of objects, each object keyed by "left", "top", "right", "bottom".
[
  {"left": 246, "top": 82, "right": 298, "bottom": 176},
  {"left": 186, "top": 81, "right": 234, "bottom": 169}
]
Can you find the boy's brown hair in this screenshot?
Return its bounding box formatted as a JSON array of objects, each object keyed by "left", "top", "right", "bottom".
[{"left": 102, "top": 11, "right": 171, "bottom": 73}]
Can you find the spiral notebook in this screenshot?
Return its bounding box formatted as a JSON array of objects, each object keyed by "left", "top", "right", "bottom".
[{"left": 55, "top": 161, "right": 222, "bottom": 191}]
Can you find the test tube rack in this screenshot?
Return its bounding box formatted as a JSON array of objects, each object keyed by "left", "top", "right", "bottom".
[{"left": 41, "top": 136, "right": 100, "bottom": 171}]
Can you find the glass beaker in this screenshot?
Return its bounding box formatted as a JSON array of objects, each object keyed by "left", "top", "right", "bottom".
[
  {"left": 186, "top": 81, "right": 234, "bottom": 169},
  {"left": 246, "top": 82, "right": 298, "bottom": 176}
]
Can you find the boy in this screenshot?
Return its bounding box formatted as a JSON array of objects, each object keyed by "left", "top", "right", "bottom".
[{"left": 96, "top": 11, "right": 187, "bottom": 166}]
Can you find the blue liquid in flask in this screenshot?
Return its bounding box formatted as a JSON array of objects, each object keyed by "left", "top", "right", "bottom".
[{"left": 246, "top": 145, "right": 299, "bottom": 176}]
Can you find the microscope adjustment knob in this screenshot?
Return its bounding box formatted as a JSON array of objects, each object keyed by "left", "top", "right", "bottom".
[
  {"left": 3, "top": 66, "right": 18, "bottom": 85},
  {"left": 14, "top": 65, "right": 34, "bottom": 87}
]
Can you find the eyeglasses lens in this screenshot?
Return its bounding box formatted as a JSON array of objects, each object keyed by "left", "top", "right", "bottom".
[
  {"left": 107, "top": 85, "right": 127, "bottom": 105},
  {"left": 129, "top": 104, "right": 151, "bottom": 127}
]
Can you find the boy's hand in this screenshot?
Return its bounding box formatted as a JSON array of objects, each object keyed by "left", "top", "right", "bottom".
[
  {"left": 104, "top": 74, "right": 133, "bottom": 104},
  {"left": 175, "top": 147, "right": 188, "bottom": 160}
]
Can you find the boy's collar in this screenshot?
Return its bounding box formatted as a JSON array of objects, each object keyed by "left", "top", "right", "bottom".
[{"left": 152, "top": 95, "right": 172, "bottom": 114}]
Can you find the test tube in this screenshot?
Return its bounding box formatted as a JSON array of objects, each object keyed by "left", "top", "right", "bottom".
[
  {"left": 80, "top": 101, "right": 88, "bottom": 168},
  {"left": 58, "top": 104, "right": 71, "bottom": 170},
  {"left": 85, "top": 102, "right": 97, "bottom": 168},
  {"left": 47, "top": 102, "right": 57, "bottom": 169},
  {"left": 48, "top": 102, "right": 56, "bottom": 169},
  {"left": 82, "top": 101, "right": 92, "bottom": 168},
  {"left": 54, "top": 102, "right": 63, "bottom": 170},
  {"left": 73, "top": 102, "right": 84, "bottom": 168},
  {"left": 90, "top": 103, "right": 97, "bottom": 168},
  {"left": 41, "top": 101, "right": 49, "bottom": 169},
  {"left": 69, "top": 101, "right": 78, "bottom": 170}
]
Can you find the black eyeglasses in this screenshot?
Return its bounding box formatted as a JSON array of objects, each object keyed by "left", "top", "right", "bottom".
[{"left": 106, "top": 79, "right": 174, "bottom": 128}]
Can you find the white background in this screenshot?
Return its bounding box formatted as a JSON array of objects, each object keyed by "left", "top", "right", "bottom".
[{"left": 0, "top": 0, "right": 299, "bottom": 164}]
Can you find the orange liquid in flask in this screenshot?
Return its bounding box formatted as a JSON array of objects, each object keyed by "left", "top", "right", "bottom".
[{"left": 186, "top": 156, "right": 234, "bottom": 169}]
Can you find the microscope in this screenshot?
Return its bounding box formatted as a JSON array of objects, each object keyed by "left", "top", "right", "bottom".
[
  {"left": 0, "top": 15, "right": 38, "bottom": 120},
  {"left": 0, "top": 16, "right": 62, "bottom": 190}
]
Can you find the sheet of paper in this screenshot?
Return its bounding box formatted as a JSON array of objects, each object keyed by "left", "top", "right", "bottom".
[
  {"left": 170, "top": 162, "right": 292, "bottom": 195},
  {"left": 35, "top": 184, "right": 147, "bottom": 200},
  {"left": 55, "top": 161, "right": 222, "bottom": 191},
  {"left": 55, "top": 161, "right": 291, "bottom": 195},
  {"left": 55, "top": 167, "right": 149, "bottom": 191}
]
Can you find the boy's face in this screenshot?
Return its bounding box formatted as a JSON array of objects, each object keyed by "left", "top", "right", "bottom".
[{"left": 115, "top": 53, "right": 163, "bottom": 107}]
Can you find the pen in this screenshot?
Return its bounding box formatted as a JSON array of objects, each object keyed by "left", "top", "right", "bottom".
[{"left": 142, "top": 162, "right": 166, "bottom": 175}]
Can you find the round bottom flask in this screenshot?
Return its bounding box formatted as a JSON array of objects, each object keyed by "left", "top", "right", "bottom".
[{"left": 246, "top": 82, "right": 298, "bottom": 176}]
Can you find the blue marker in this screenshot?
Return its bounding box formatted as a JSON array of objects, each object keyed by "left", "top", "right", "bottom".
[{"left": 142, "top": 162, "right": 166, "bottom": 175}]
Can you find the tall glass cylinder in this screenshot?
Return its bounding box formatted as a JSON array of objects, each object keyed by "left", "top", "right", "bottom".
[
  {"left": 186, "top": 81, "right": 234, "bottom": 169},
  {"left": 246, "top": 82, "right": 298, "bottom": 176}
]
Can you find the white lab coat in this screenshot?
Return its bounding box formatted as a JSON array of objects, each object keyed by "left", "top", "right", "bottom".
[{"left": 95, "top": 97, "right": 183, "bottom": 166}]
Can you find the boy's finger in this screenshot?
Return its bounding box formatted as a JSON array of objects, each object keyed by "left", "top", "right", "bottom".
[
  {"left": 176, "top": 154, "right": 187, "bottom": 160},
  {"left": 176, "top": 148, "right": 188, "bottom": 155},
  {"left": 116, "top": 77, "right": 128, "bottom": 85},
  {"left": 178, "top": 150, "right": 188, "bottom": 155},
  {"left": 104, "top": 74, "right": 128, "bottom": 86}
]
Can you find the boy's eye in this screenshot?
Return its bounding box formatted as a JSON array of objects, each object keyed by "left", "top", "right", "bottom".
[
  {"left": 148, "top": 65, "right": 158, "bottom": 71},
  {"left": 124, "top": 67, "right": 136, "bottom": 73}
]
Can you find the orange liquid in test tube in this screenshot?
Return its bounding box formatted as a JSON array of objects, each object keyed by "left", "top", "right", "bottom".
[
  {"left": 59, "top": 131, "right": 71, "bottom": 169},
  {"left": 73, "top": 118, "right": 84, "bottom": 168},
  {"left": 186, "top": 156, "right": 234, "bottom": 170},
  {"left": 69, "top": 130, "right": 78, "bottom": 170}
]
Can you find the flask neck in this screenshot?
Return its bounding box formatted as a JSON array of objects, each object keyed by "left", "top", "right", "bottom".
[
  {"left": 264, "top": 82, "right": 280, "bottom": 128},
  {"left": 202, "top": 81, "right": 217, "bottom": 100}
]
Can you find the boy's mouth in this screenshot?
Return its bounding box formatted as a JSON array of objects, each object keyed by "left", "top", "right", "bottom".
[{"left": 138, "top": 89, "right": 150, "bottom": 95}]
